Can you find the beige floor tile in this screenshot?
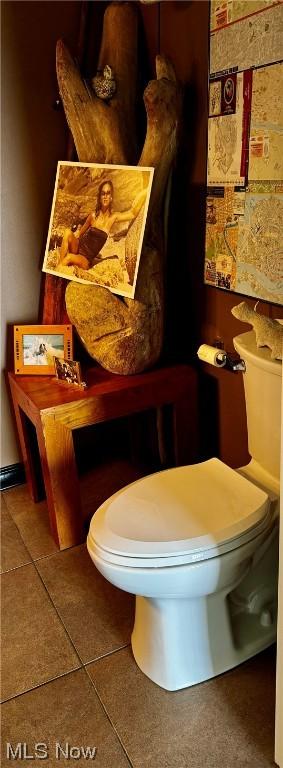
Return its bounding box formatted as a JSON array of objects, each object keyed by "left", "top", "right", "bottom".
[
  {"left": 88, "top": 646, "right": 276, "bottom": 768},
  {"left": 1, "top": 496, "right": 31, "bottom": 573},
  {"left": 1, "top": 564, "right": 80, "bottom": 701},
  {"left": 3, "top": 462, "right": 143, "bottom": 560},
  {"left": 37, "top": 544, "right": 134, "bottom": 663},
  {"left": 1, "top": 668, "right": 131, "bottom": 767},
  {"left": 3, "top": 485, "right": 58, "bottom": 560}
]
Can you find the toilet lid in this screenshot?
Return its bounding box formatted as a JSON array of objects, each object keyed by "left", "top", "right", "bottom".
[{"left": 90, "top": 459, "right": 270, "bottom": 563}]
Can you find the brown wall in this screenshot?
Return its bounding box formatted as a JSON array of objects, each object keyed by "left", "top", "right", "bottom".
[{"left": 140, "top": 1, "right": 283, "bottom": 469}]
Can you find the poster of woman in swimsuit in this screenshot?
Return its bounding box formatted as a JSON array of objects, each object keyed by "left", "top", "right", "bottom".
[{"left": 43, "top": 161, "right": 154, "bottom": 299}]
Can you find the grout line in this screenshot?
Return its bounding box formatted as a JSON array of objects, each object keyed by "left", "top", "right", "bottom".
[
  {"left": 2, "top": 544, "right": 133, "bottom": 707},
  {"left": 2, "top": 490, "right": 86, "bottom": 564},
  {"left": 1, "top": 646, "right": 130, "bottom": 705},
  {"left": 1, "top": 665, "right": 82, "bottom": 705},
  {"left": 31, "top": 541, "right": 85, "bottom": 564},
  {"left": 1, "top": 559, "right": 83, "bottom": 704},
  {"left": 84, "top": 664, "right": 135, "bottom": 768},
  {"left": 0, "top": 559, "right": 33, "bottom": 576},
  {"left": 2, "top": 485, "right": 134, "bottom": 763},
  {"left": 3, "top": 663, "right": 134, "bottom": 767},
  {"left": 31, "top": 559, "right": 132, "bottom": 670},
  {"left": 84, "top": 642, "right": 130, "bottom": 667},
  {"left": 1, "top": 560, "right": 35, "bottom": 577},
  {"left": 1, "top": 497, "right": 55, "bottom": 563},
  {"left": 32, "top": 559, "right": 85, "bottom": 668},
  {"left": 1, "top": 498, "right": 35, "bottom": 564}
]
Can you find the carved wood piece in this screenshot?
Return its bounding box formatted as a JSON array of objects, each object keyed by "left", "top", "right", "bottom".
[{"left": 55, "top": 1, "right": 182, "bottom": 374}]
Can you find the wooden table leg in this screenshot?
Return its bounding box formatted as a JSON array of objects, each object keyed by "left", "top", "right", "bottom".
[{"left": 38, "top": 414, "right": 84, "bottom": 549}]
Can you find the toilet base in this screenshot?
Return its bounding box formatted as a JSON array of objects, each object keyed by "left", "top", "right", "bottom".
[{"left": 131, "top": 590, "right": 277, "bottom": 690}]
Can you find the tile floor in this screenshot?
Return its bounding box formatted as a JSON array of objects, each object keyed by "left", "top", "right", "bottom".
[{"left": 1, "top": 465, "right": 278, "bottom": 768}]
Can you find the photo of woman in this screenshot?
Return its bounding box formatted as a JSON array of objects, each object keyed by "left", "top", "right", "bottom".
[{"left": 43, "top": 162, "right": 154, "bottom": 299}]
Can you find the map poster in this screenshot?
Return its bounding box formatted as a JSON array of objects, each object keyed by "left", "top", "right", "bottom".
[
  {"left": 235, "top": 182, "right": 283, "bottom": 304},
  {"left": 204, "top": 183, "right": 283, "bottom": 305},
  {"left": 210, "top": 0, "right": 281, "bottom": 33},
  {"left": 204, "top": 186, "right": 242, "bottom": 291},
  {"left": 209, "top": 73, "right": 237, "bottom": 116},
  {"left": 207, "top": 2, "right": 283, "bottom": 305},
  {"left": 210, "top": 3, "right": 283, "bottom": 75},
  {"left": 207, "top": 71, "right": 252, "bottom": 186},
  {"left": 248, "top": 61, "right": 283, "bottom": 182}
]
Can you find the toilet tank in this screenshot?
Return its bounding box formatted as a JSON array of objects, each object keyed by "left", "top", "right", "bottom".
[{"left": 233, "top": 330, "right": 282, "bottom": 481}]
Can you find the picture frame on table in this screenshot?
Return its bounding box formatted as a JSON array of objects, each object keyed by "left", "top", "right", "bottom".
[
  {"left": 13, "top": 324, "right": 73, "bottom": 375},
  {"left": 54, "top": 357, "right": 86, "bottom": 389}
]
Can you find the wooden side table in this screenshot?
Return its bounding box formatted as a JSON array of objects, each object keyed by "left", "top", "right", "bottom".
[{"left": 8, "top": 364, "right": 198, "bottom": 550}]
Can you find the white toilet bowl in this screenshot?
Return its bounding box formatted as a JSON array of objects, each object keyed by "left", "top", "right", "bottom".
[{"left": 87, "top": 458, "right": 278, "bottom": 690}]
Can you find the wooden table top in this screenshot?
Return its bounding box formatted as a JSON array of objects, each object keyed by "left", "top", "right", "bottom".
[{"left": 8, "top": 364, "right": 196, "bottom": 415}]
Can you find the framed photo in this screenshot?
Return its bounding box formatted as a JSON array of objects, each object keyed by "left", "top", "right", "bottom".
[
  {"left": 54, "top": 357, "right": 86, "bottom": 388},
  {"left": 14, "top": 325, "right": 73, "bottom": 375},
  {"left": 42, "top": 161, "right": 154, "bottom": 299}
]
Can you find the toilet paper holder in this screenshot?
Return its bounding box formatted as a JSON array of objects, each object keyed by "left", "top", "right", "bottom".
[
  {"left": 223, "top": 353, "right": 246, "bottom": 373},
  {"left": 197, "top": 342, "right": 246, "bottom": 372},
  {"left": 213, "top": 338, "right": 246, "bottom": 373}
]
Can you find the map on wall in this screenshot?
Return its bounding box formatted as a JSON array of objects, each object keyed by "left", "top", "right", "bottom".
[
  {"left": 248, "top": 62, "right": 283, "bottom": 181},
  {"left": 205, "top": 0, "right": 283, "bottom": 305},
  {"left": 210, "top": 3, "right": 283, "bottom": 74},
  {"left": 205, "top": 187, "right": 242, "bottom": 292},
  {"left": 204, "top": 183, "right": 283, "bottom": 303},
  {"left": 207, "top": 71, "right": 252, "bottom": 186},
  {"left": 235, "top": 183, "right": 283, "bottom": 303},
  {"left": 210, "top": 0, "right": 281, "bottom": 31}
]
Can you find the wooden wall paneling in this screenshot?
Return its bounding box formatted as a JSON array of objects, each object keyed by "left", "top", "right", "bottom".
[
  {"left": 139, "top": 2, "right": 160, "bottom": 75},
  {"left": 160, "top": 1, "right": 209, "bottom": 184},
  {"left": 201, "top": 289, "right": 270, "bottom": 348},
  {"left": 119, "top": 2, "right": 161, "bottom": 470},
  {"left": 134, "top": 2, "right": 160, "bottom": 154},
  {"left": 158, "top": 1, "right": 209, "bottom": 365}
]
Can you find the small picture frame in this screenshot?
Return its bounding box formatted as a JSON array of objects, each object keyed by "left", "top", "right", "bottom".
[
  {"left": 14, "top": 325, "right": 73, "bottom": 375},
  {"left": 54, "top": 357, "right": 86, "bottom": 388}
]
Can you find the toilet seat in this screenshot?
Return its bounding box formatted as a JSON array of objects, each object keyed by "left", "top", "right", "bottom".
[{"left": 88, "top": 459, "right": 270, "bottom": 568}]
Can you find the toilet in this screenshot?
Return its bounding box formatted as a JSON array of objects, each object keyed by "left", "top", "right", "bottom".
[{"left": 87, "top": 331, "right": 281, "bottom": 690}]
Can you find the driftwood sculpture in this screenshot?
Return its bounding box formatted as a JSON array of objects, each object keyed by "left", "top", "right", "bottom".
[
  {"left": 232, "top": 302, "right": 283, "bottom": 360},
  {"left": 55, "top": 1, "right": 182, "bottom": 375}
]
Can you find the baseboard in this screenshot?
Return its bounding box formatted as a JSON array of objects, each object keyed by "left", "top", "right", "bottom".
[{"left": 0, "top": 463, "right": 26, "bottom": 491}]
